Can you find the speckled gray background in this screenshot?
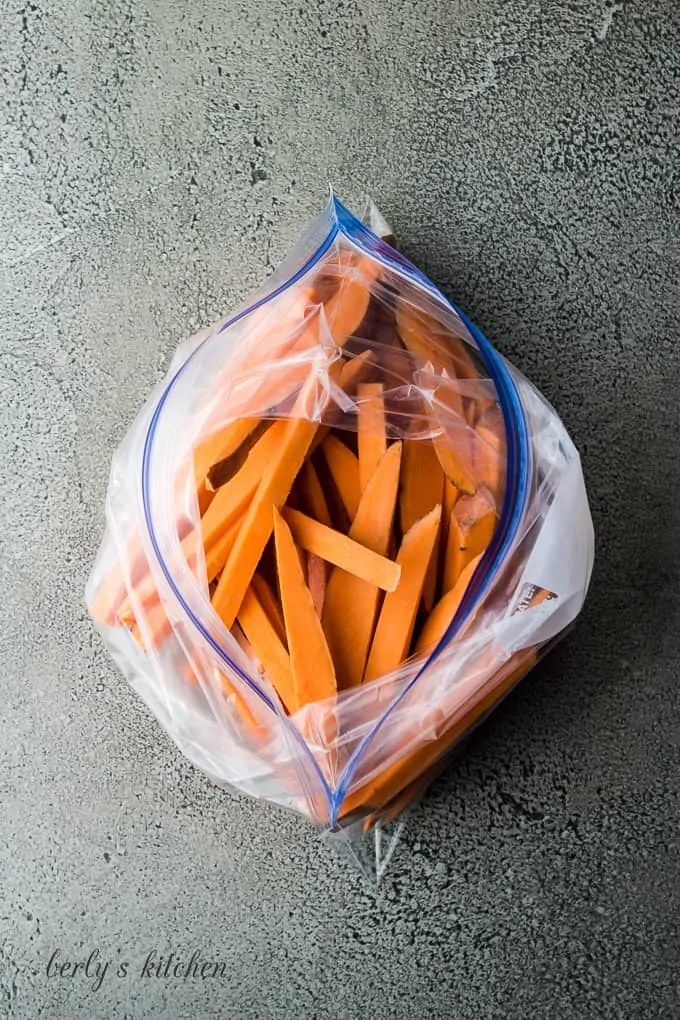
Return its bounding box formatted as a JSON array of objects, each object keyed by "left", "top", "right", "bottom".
[{"left": 1, "top": 1, "right": 679, "bottom": 1018}]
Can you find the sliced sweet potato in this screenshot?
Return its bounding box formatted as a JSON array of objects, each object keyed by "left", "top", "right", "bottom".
[
  {"left": 306, "top": 552, "right": 327, "bottom": 616},
  {"left": 281, "top": 507, "right": 401, "bottom": 592},
  {"left": 396, "top": 302, "right": 456, "bottom": 375},
  {"left": 212, "top": 417, "right": 318, "bottom": 629},
  {"left": 322, "top": 442, "right": 402, "bottom": 689},
  {"left": 320, "top": 434, "right": 361, "bottom": 521},
  {"left": 439, "top": 477, "right": 460, "bottom": 576},
  {"left": 201, "top": 421, "right": 287, "bottom": 551},
  {"left": 416, "top": 554, "right": 482, "bottom": 652},
  {"left": 357, "top": 382, "right": 387, "bottom": 492},
  {"left": 129, "top": 599, "right": 173, "bottom": 651},
  {"left": 443, "top": 491, "right": 496, "bottom": 592},
  {"left": 272, "top": 508, "right": 336, "bottom": 708},
  {"left": 206, "top": 419, "right": 271, "bottom": 492},
  {"left": 399, "top": 438, "right": 445, "bottom": 611},
  {"left": 193, "top": 417, "right": 260, "bottom": 503},
  {"left": 433, "top": 432, "right": 477, "bottom": 497},
  {"left": 237, "top": 584, "right": 297, "bottom": 714},
  {"left": 364, "top": 504, "right": 442, "bottom": 683},
  {"left": 297, "top": 460, "right": 332, "bottom": 527},
  {"left": 250, "top": 572, "right": 286, "bottom": 646},
  {"left": 323, "top": 257, "right": 380, "bottom": 341}
]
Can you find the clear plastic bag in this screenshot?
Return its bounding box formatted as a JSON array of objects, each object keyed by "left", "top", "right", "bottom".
[{"left": 86, "top": 196, "right": 594, "bottom": 880}]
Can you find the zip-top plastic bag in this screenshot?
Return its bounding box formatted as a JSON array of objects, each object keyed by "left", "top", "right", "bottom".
[{"left": 87, "top": 197, "right": 594, "bottom": 881}]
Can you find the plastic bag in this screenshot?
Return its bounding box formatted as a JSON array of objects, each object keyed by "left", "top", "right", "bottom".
[{"left": 87, "top": 196, "right": 594, "bottom": 881}]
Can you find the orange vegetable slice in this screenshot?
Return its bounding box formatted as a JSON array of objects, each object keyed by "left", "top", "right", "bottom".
[
  {"left": 237, "top": 584, "right": 296, "bottom": 714},
  {"left": 320, "top": 434, "right": 361, "bottom": 521},
  {"left": 364, "top": 504, "right": 442, "bottom": 683},
  {"left": 250, "top": 572, "right": 286, "bottom": 646},
  {"left": 443, "top": 491, "right": 496, "bottom": 592},
  {"left": 399, "top": 437, "right": 446, "bottom": 610},
  {"left": 297, "top": 460, "right": 332, "bottom": 527},
  {"left": 322, "top": 442, "right": 402, "bottom": 689},
  {"left": 212, "top": 417, "right": 318, "bottom": 629},
  {"left": 272, "top": 508, "right": 336, "bottom": 708},
  {"left": 281, "top": 507, "right": 401, "bottom": 592},
  {"left": 357, "top": 382, "right": 387, "bottom": 492},
  {"left": 416, "top": 554, "right": 482, "bottom": 652}
]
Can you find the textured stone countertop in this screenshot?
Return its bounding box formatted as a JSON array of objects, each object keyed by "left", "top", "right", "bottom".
[{"left": 1, "top": 2, "right": 678, "bottom": 1017}]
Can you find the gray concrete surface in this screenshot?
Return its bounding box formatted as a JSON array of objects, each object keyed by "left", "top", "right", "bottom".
[{"left": 1, "top": 1, "right": 679, "bottom": 1017}]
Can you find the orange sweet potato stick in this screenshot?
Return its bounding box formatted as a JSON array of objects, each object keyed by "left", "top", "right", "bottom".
[
  {"left": 297, "top": 460, "right": 332, "bottom": 527},
  {"left": 439, "top": 478, "right": 460, "bottom": 576},
  {"left": 432, "top": 427, "right": 477, "bottom": 497},
  {"left": 443, "top": 492, "right": 496, "bottom": 592},
  {"left": 193, "top": 416, "right": 260, "bottom": 507},
  {"left": 236, "top": 584, "right": 297, "bottom": 714},
  {"left": 416, "top": 554, "right": 482, "bottom": 652},
  {"left": 200, "top": 421, "right": 288, "bottom": 550},
  {"left": 338, "top": 349, "right": 374, "bottom": 393},
  {"left": 399, "top": 438, "right": 445, "bottom": 611},
  {"left": 364, "top": 504, "right": 442, "bottom": 683},
  {"left": 205, "top": 419, "right": 272, "bottom": 493},
  {"left": 211, "top": 416, "right": 319, "bottom": 629},
  {"left": 281, "top": 507, "right": 401, "bottom": 592},
  {"left": 307, "top": 350, "right": 375, "bottom": 457},
  {"left": 323, "top": 257, "right": 379, "bottom": 340},
  {"left": 357, "top": 383, "right": 387, "bottom": 492},
  {"left": 272, "top": 508, "right": 337, "bottom": 707},
  {"left": 119, "top": 511, "right": 243, "bottom": 627},
  {"left": 395, "top": 303, "right": 457, "bottom": 376},
  {"left": 129, "top": 599, "right": 173, "bottom": 651},
  {"left": 320, "top": 434, "right": 361, "bottom": 521},
  {"left": 250, "top": 572, "right": 286, "bottom": 646},
  {"left": 321, "top": 442, "right": 402, "bottom": 689},
  {"left": 399, "top": 439, "right": 446, "bottom": 536}
]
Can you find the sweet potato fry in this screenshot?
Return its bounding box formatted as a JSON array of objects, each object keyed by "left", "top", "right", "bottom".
[
  {"left": 201, "top": 421, "right": 287, "bottom": 551},
  {"left": 250, "top": 572, "right": 286, "bottom": 646},
  {"left": 322, "top": 442, "right": 402, "bottom": 689},
  {"left": 193, "top": 416, "right": 260, "bottom": 496},
  {"left": 324, "top": 257, "right": 380, "bottom": 340},
  {"left": 443, "top": 491, "right": 496, "bottom": 592},
  {"left": 206, "top": 420, "right": 271, "bottom": 492},
  {"left": 399, "top": 438, "right": 445, "bottom": 610},
  {"left": 212, "top": 417, "right": 318, "bottom": 629},
  {"left": 320, "top": 434, "right": 361, "bottom": 521},
  {"left": 416, "top": 554, "right": 482, "bottom": 652},
  {"left": 364, "top": 504, "right": 442, "bottom": 682},
  {"left": 297, "top": 460, "right": 332, "bottom": 527},
  {"left": 357, "top": 383, "right": 387, "bottom": 492},
  {"left": 281, "top": 507, "right": 401, "bottom": 592},
  {"left": 129, "top": 599, "right": 173, "bottom": 651},
  {"left": 272, "top": 508, "right": 336, "bottom": 708},
  {"left": 306, "top": 552, "right": 327, "bottom": 616},
  {"left": 237, "top": 584, "right": 297, "bottom": 714}
]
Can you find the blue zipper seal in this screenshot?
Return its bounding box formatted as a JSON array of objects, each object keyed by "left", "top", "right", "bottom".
[{"left": 140, "top": 197, "right": 531, "bottom": 827}]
